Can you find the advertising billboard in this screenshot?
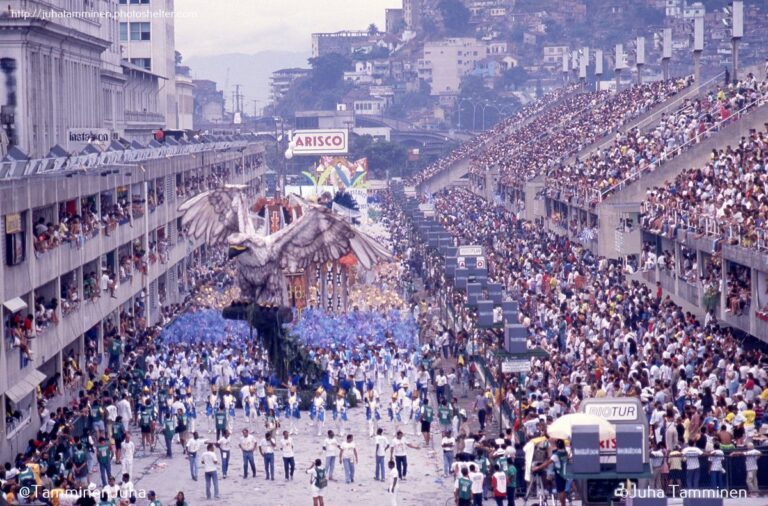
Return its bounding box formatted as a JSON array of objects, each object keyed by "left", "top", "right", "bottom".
[{"left": 291, "top": 129, "right": 348, "bottom": 155}]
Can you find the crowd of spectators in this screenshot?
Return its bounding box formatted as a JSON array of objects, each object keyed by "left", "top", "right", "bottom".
[
  {"left": 470, "top": 78, "right": 694, "bottom": 195},
  {"left": 412, "top": 187, "right": 767, "bottom": 494},
  {"left": 33, "top": 204, "right": 101, "bottom": 257},
  {"left": 175, "top": 165, "right": 231, "bottom": 198},
  {"left": 0, "top": 251, "right": 232, "bottom": 505},
  {"left": 642, "top": 124, "right": 768, "bottom": 250},
  {"left": 405, "top": 85, "right": 577, "bottom": 187},
  {"left": 548, "top": 74, "right": 767, "bottom": 207}
]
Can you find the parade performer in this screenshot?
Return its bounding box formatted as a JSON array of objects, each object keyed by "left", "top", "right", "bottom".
[
  {"left": 365, "top": 389, "right": 381, "bottom": 438},
  {"left": 223, "top": 386, "right": 236, "bottom": 432},
  {"left": 266, "top": 387, "right": 279, "bottom": 420},
  {"left": 334, "top": 389, "right": 348, "bottom": 437},
  {"left": 206, "top": 386, "right": 218, "bottom": 433},
  {"left": 286, "top": 386, "right": 300, "bottom": 435},
  {"left": 312, "top": 387, "right": 327, "bottom": 436}
]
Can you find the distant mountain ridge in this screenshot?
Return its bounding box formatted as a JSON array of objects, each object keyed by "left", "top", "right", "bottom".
[{"left": 185, "top": 50, "right": 311, "bottom": 113}]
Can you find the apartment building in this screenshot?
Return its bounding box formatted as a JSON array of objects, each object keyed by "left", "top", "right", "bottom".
[
  {"left": 118, "top": 0, "right": 179, "bottom": 129},
  {"left": 418, "top": 38, "right": 489, "bottom": 96}
]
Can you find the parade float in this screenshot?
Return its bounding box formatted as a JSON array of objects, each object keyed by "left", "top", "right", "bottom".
[{"left": 177, "top": 155, "right": 392, "bottom": 380}]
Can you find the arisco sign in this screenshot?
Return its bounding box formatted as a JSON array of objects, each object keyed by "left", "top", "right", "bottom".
[{"left": 291, "top": 129, "right": 348, "bottom": 155}]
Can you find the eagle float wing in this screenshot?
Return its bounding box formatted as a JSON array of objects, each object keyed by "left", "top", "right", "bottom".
[
  {"left": 267, "top": 201, "right": 392, "bottom": 273},
  {"left": 177, "top": 185, "right": 257, "bottom": 245}
]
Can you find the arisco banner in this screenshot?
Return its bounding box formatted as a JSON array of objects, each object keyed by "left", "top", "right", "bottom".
[{"left": 291, "top": 129, "right": 348, "bottom": 155}]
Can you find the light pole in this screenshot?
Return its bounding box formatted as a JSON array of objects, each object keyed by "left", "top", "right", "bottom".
[
  {"left": 594, "top": 49, "right": 603, "bottom": 91},
  {"left": 693, "top": 7, "right": 705, "bottom": 89},
  {"left": 615, "top": 43, "right": 625, "bottom": 92},
  {"left": 635, "top": 36, "right": 645, "bottom": 85},
  {"left": 726, "top": 1, "right": 744, "bottom": 82},
  {"left": 656, "top": 28, "right": 672, "bottom": 81}
]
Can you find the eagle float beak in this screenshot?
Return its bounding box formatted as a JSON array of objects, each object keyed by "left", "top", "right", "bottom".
[{"left": 228, "top": 245, "right": 248, "bottom": 259}]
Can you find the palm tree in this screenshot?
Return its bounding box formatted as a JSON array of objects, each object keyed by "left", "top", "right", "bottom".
[{"left": 367, "top": 23, "right": 379, "bottom": 36}]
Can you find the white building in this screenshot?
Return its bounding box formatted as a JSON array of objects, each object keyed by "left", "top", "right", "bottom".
[
  {"left": 0, "top": 0, "right": 116, "bottom": 157},
  {"left": 118, "top": 0, "right": 179, "bottom": 129},
  {"left": 175, "top": 66, "right": 194, "bottom": 130},
  {"left": 418, "top": 38, "right": 488, "bottom": 96}
]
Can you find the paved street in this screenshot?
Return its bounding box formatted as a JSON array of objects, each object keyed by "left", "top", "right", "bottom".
[{"left": 126, "top": 403, "right": 454, "bottom": 505}]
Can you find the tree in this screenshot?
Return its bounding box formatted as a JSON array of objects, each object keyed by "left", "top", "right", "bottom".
[
  {"left": 307, "top": 53, "right": 352, "bottom": 89},
  {"left": 367, "top": 23, "right": 379, "bottom": 36},
  {"left": 438, "top": 0, "right": 471, "bottom": 37},
  {"left": 500, "top": 66, "right": 529, "bottom": 90},
  {"left": 348, "top": 135, "right": 407, "bottom": 179}
]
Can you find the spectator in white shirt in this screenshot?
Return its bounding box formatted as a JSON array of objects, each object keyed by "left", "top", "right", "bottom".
[
  {"left": 340, "top": 434, "right": 358, "bottom": 484},
  {"left": 374, "top": 428, "right": 389, "bottom": 481},
  {"left": 323, "top": 430, "right": 340, "bottom": 481},
  {"left": 239, "top": 428, "right": 257, "bottom": 479},
  {"left": 258, "top": 431, "right": 276, "bottom": 481},
  {"left": 280, "top": 430, "right": 295, "bottom": 481},
  {"left": 681, "top": 440, "right": 703, "bottom": 490},
  {"left": 200, "top": 443, "right": 220, "bottom": 500}
]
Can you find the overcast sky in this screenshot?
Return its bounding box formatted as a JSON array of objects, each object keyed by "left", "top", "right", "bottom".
[{"left": 175, "top": 0, "right": 402, "bottom": 57}]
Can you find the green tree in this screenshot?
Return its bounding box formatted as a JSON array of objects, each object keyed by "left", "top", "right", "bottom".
[
  {"left": 500, "top": 66, "right": 529, "bottom": 90},
  {"left": 367, "top": 23, "right": 379, "bottom": 36},
  {"left": 438, "top": 0, "right": 471, "bottom": 36},
  {"left": 307, "top": 53, "right": 352, "bottom": 89},
  {"left": 349, "top": 135, "right": 407, "bottom": 178}
]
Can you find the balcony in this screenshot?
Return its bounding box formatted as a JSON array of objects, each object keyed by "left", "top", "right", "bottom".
[{"left": 125, "top": 110, "right": 165, "bottom": 127}]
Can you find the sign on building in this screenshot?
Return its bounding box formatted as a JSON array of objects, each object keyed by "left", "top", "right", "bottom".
[
  {"left": 67, "top": 128, "right": 113, "bottom": 153},
  {"left": 501, "top": 359, "right": 530, "bottom": 374},
  {"left": 291, "top": 129, "right": 348, "bottom": 155}
]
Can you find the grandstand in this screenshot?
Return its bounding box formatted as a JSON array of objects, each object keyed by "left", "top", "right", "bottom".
[{"left": 414, "top": 71, "right": 768, "bottom": 343}]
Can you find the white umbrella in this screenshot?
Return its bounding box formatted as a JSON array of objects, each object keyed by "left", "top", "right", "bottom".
[{"left": 547, "top": 413, "right": 615, "bottom": 441}]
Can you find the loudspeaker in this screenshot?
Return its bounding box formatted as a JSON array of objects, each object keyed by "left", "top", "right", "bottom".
[
  {"left": 477, "top": 301, "right": 494, "bottom": 328},
  {"left": 504, "top": 324, "right": 527, "bottom": 353},
  {"left": 571, "top": 425, "right": 601, "bottom": 474}
]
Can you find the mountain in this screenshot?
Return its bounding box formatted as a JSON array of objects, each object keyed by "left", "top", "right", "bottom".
[{"left": 185, "top": 50, "right": 311, "bottom": 115}]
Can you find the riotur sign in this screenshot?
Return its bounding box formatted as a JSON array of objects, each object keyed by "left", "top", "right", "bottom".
[{"left": 291, "top": 129, "right": 348, "bottom": 155}]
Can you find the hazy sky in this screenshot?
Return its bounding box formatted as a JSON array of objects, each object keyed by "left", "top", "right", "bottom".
[{"left": 176, "top": 0, "right": 402, "bottom": 57}]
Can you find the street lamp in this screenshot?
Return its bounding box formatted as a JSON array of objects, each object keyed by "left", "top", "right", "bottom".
[
  {"left": 724, "top": 1, "right": 743, "bottom": 82},
  {"left": 654, "top": 28, "right": 672, "bottom": 81}
]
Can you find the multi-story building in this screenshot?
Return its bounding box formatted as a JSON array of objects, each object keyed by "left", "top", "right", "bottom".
[
  {"left": 175, "top": 65, "right": 194, "bottom": 130},
  {"left": 193, "top": 80, "right": 226, "bottom": 125},
  {"left": 311, "top": 31, "right": 369, "bottom": 58},
  {"left": 0, "top": 137, "right": 265, "bottom": 461},
  {"left": 269, "top": 68, "right": 311, "bottom": 104},
  {"left": 385, "top": 8, "right": 404, "bottom": 34},
  {"left": 542, "top": 45, "right": 569, "bottom": 67},
  {"left": 418, "top": 38, "right": 489, "bottom": 96},
  {"left": 0, "top": 1, "right": 113, "bottom": 157},
  {"left": 118, "top": 0, "right": 178, "bottom": 129},
  {"left": 403, "top": 0, "right": 422, "bottom": 33}
]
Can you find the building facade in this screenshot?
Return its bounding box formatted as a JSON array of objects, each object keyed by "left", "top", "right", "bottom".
[
  {"left": 269, "top": 68, "right": 311, "bottom": 105},
  {"left": 118, "top": 0, "right": 178, "bottom": 129},
  {"left": 0, "top": 138, "right": 265, "bottom": 460},
  {"left": 311, "top": 31, "right": 369, "bottom": 58},
  {"left": 0, "top": 0, "right": 114, "bottom": 157},
  {"left": 175, "top": 65, "right": 194, "bottom": 130},
  {"left": 403, "top": 0, "right": 422, "bottom": 33},
  {"left": 385, "top": 8, "right": 404, "bottom": 34},
  {"left": 418, "top": 38, "right": 489, "bottom": 96},
  {"left": 192, "top": 79, "right": 225, "bottom": 125}
]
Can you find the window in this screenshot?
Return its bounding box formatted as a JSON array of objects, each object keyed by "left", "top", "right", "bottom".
[
  {"left": 5, "top": 213, "right": 25, "bottom": 266},
  {"left": 129, "top": 0, "right": 149, "bottom": 4},
  {"left": 119, "top": 22, "right": 128, "bottom": 42},
  {"left": 129, "top": 22, "right": 150, "bottom": 41},
  {"left": 130, "top": 58, "right": 151, "bottom": 70}
]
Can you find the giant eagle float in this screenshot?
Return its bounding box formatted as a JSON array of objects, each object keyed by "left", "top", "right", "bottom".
[{"left": 177, "top": 185, "right": 391, "bottom": 306}]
